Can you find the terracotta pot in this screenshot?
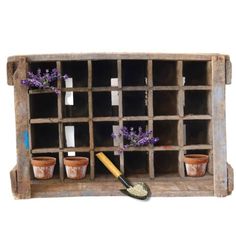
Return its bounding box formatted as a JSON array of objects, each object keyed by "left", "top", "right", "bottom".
[
  {"left": 184, "top": 154, "right": 209, "bottom": 177},
  {"left": 31, "top": 157, "right": 56, "bottom": 179},
  {"left": 64, "top": 157, "right": 89, "bottom": 179}
]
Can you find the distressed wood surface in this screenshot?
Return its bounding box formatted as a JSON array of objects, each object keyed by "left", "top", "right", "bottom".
[
  {"left": 212, "top": 56, "right": 228, "bottom": 197},
  {"left": 30, "top": 174, "right": 214, "bottom": 198},
  {"left": 227, "top": 163, "right": 234, "bottom": 194},
  {"left": 88, "top": 60, "right": 95, "bottom": 179},
  {"left": 8, "top": 53, "right": 227, "bottom": 64},
  {"left": 14, "top": 57, "right": 31, "bottom": 198},
  {"left": 225, "top": 58, "right": 232, "bottom": 84},
  {"left": 117, "top": 60, "right": 124, "bottom": 173},
  {"left": 10, "top": 165, "right": 18, "bottom": 197},
  {"left": 7, "top": 61, "right": 16, "bottom": 85}
]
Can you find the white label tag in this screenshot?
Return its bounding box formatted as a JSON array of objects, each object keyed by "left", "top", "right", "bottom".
[
  {"left": 65, "top": 126, "right": 75, "bottom": 147},
  {"left": 111, "top": 78, "right": 118, "bottom": 87},
  {"left": 65, "top": 77, "right": 73, "bottom": 88},
  {"left": 65, "top": 92, "right": 74, "bottom": 105},
  {"left": 68, "top": 152, "right": 76, "bottom": 156}
]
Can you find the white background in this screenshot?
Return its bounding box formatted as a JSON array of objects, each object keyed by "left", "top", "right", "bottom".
[{"left": 0, "top": 0, "right": 235, "bottom": 235}]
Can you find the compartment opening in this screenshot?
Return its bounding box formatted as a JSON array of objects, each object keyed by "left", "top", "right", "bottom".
[
  {"left": 184, "top": 120, "right": 209, "bottom": 145},
  {"left": 122, "top": 60, "right": 147, "bottom": 86},
  {"left": 153, "top": 91, "right": 178, "bottom": 115},
  {"left": 30, "top": 93, "right": 58, "bottom": 118},
  {"left": 153, "top": 61, "right": 177, "bottom": 86},
  {"left": 92, "top": 60, "right": 117, "bottom": 87},
  {"left": 61, "top": 61, "right": 88, "bottom": 87},
  {"left": 123, "top": 91, "right": 147, "bottom": 116},
  {"left": 184, "top": 90, "right": 209, "bottom": 115},
  {"left": 94, "top": 122, "right": 119, "bottom": 147},
  {"left": 62, "top": 92, "right": 88, "bottom": 117},
  {"left": 153, "top": 120, "right": 178, "bottom": 146},
  {"left": 64, "top": 123, "right": 89, "bottom": 147},
  {"left": 124, "top": 151, "right": 149, "bottom": 176},
  {"left": 154, "top": 151, "right": 178, "bottom": 176},
  {"left": 183, "top": 61, "right": 208, "bottom": 85},
  {"left": 93, "top": 92, "right": 118, "bottom": 117},
  {"left": 31, "top": 124, "right": 59, "bottom": 149}
]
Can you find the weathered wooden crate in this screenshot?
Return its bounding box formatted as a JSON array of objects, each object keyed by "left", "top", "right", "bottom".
[{"left": 7, "top": 53, "right": 234, "bottom": 199}]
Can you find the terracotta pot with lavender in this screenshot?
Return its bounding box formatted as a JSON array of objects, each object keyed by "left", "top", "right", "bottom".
[
  {"left": 31, "top": 157, "right": 56, "bottom": 179},
  {"left": 184, "top": 154, "right": 209, "bottom": 177},
  {"left": 64, "top": 157, "right": 89, "bottom": 179}
]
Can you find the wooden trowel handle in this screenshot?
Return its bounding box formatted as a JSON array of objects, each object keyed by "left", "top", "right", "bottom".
[{"left": 96, "top": 152, "right": 122, "bottom": 178}]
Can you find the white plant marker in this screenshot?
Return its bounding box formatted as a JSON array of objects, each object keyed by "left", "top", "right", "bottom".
[
  {"left": 65, "top": 77, "right": 74, "bottom": 105},
  {"left": 65, "top": 126, "right": 75, "bottom": 147},
  {"left": 111, "top": 78, "right": 119, "bottom": 106},
  {"left": 112, "top": 125, "right": 120, "bottom": 155}
]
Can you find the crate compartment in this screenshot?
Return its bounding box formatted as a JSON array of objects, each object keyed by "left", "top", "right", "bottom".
[
  {"left": 63, "top": 123, "right": 89, "bottom": 147},
  {"left": 92, "top": 60, "right": 117, "bottom": 87},
  {"left": 153, "top": 120, "right": 178, "bottom": 146},
  {"left": 154, "top": 151, "right": 178, "bottom": 175},
  {"left": 122, "top": 60, "right": 147, "bottom": 86},
  {"left": 62, "top": 92, "right": 88, "bottom": 117},
  {"left": 30, "top": 93, "right": 58, "bottom": 118},
  {"left": 31, "top": 124, "right": 59, "bottom": 149},
  {"left": 93, "top": 92, "right": 118, "bottom": 117},
  {"left": 94, "top": 122, "right": 119, "bottom": 147},
  {"left": 183, "top": 61, "right": 208, "bottom": 85},
  {"left": 61, "top": 61, "right": 88, "bottom": 87},
  {"left": 153, "top": 61, "right": 177, "bottom": 86},
  {"left": 184, "top": 120, "right": 209, "bottom": 145},
  {"left": 31, "top": 153, "right": 59, "bottom": 179},
  {"left": 123, "top": 91, "right": 147, "bottom": 116},
  {"left": 95, "top": 152, "right": 120, "bottom": 176},
  {"left": 184, "top": 90, "right": 209, "bottom": 115},
  {"left": 29, "top": 62, "right": 57, "bottom": 87},
  {"left": 124, "top": 151, "right": 149, "bottom": 176},
  {"left": 153, "top": 91, "right": 178, "bottom": 115}
]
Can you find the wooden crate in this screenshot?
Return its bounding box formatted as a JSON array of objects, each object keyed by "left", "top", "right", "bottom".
[{"left": 7, "top": 53, "right": 234, "bottom": 199}]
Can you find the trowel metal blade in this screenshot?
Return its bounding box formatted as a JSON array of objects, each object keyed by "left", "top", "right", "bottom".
[{"left": 120, "top": 188, "right": 149, "bottom": 200}]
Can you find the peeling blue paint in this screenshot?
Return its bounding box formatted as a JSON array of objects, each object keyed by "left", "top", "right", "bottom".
[{"left": 23, "top": 130, "right": 29, "bottom": 150}]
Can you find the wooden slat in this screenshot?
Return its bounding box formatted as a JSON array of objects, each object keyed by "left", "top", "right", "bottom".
[
  {"left": 212, "top": 56, "right": 228, "bottom": 197},
  {"left": 10, "top": 165, "right": 18, "bottom": 197},
  {"left": 183, "top": 86, "right": 212, "bottom": 90},
  {"left": 177, "top": 61, "right": 185, "bottom": 177},
  {"left": 7, "top": 61, "right": 16, "bottom": 85},
  {"left": 118, "top": 60, "right": 124, "bottom": 173},
  {"left": 93, "top": 117, "right": 119, "bottom": 122},
  {"left": 183, "top": 145, "right": 212, "bottom": 150},
  {"left": 153, "top": 115, "right": 180, "bottom": 120},
  {"left": 14, "top": 57, "right": 31, "bottom": 198},
  {"left": 153, "top": 86, "right": 179, "bottom": 91},
  {"left": 225, "top": 58, "right": 232, "bottom": 84},
  {"left": 183, "top": 115, "right": 212, "bottom": 120},
  {"left": 147, "top": 60, "right": 154, "bottom": 178},
  {"left": 30, "top": 118, "right": 59, "bottom": 124},
  {"left": 59, "top": 152, "right": 64, "bottom": 181},
  {"left": 8, "top": 53, "right": 222, "bottom": 63},
  {"left": 32, "top": 147, "right": 59, "bottom": 154},
  {"left": 88, "top": 60, "right": 95, "bottom": 179},
  {"left": 227, "top": 163, "right": 234, "bottom": 194},
  {"left": 63, "top": 147, "right": 90, "bottom": 152},
  {"left": 29, "top": 89, "right": 54, "bottom": 94},
  {"left": 62, "top": 117, "right": 89, "bottom": 123}
]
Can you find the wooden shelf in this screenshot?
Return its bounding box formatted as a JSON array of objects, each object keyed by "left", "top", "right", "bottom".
[{"left": 30, "top": 173, "right": 214, "bottom": 198}]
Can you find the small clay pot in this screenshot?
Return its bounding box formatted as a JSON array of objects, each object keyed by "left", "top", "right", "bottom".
[
  {"left": 184, "top": 154, "right": 209, "bottom": 177},
  {"left": 31, "top": 157, "right": 56, "bottom": 179},
  {"left": 64, "top": 157, "right": 89, "bottom": 179}
]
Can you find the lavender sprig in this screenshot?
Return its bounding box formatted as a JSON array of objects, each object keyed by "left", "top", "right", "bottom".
[
  {"left": 112, "top": 126, "right": 159, "bottom": 152},
  {"left": 21, "top": 68, "right": 68, "bottom": 94}
]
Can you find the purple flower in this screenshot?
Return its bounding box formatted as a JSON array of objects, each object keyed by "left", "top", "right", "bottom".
[
  {"left": 112, "top": 126, "right": 159, "bottom": 152},
  {"left": 21, "top": 68, "right": 68, "bottom": 94}
]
